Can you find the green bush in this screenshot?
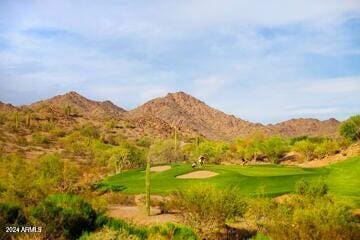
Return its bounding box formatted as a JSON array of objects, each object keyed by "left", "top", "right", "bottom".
[
  {"left": 0, "top": 155, "right": 41, "bottom": 206},
  {"left": 172, "top": 185, "right": 246, "bottom": 238},
  {"left": 0, "top": 202, "right": 26, "bottom": 225},
  {"left": 247, "top": 181, "right": 360, "bottom": 240},
  {"left": 0, "top": 203, "right": 27, "bottom": 240},
  {"left": 194, "top": 141, "right": 229, "bottom": 163},
  {"left": 292, "top": 139, "right": 317, "bottom": 161},
  {"left": 295, "top": 179, "right": 328, "bottom": 197},
  {"left": 340, "top": 115, "right": 360, "bottom": 142},
  {"left": 259, "top": 136, "right": 289, "bottom": 163},
  {"left": 148, "top": 223, "right": 198, "bottom": 240},
  {"left": 314, "top": 139, "right": 340, "bottom": 158},
  {"left": 234, "top": 133, "right": 265, "bottom": 162},
  {"left": 31, "top": 194, "right": 97, "bottom": 240},
  {"left": 94, "top": 216, "right": 147, "bottom": 239}
]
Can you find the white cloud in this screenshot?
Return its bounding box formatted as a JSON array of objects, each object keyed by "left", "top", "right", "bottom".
[
  {"left": 1, "top": 1, "right": 359, "bottom": 122},
  {"left": 303, "top": 76, "right": 360, "bottom": 93}
]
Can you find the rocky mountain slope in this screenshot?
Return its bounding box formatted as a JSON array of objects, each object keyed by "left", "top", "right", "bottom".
[
  {"left": 30, "top": 91, "right": 126, "bottom": 119},
  {"left": 0, "top": 101, "right": 17, "bottom": 112},
  {"left": 268, "top": 118, "right": 340, "bottom": 138},
  {"left": 126, "top": 92, "right": 340, "bottom": 139},
  {"left": 1, "top": 91, "right": 340, "bottom": 140},
  {"left": 126, "top": 92, "right": 264, "bottom": 139}
]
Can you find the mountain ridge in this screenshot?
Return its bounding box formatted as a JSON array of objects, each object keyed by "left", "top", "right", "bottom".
[
  {"left": 1, "top": 91, "right": 340, "bottom": 140},
  {"left": 29, "top": 91, "right": 126, "bottom": 119}
]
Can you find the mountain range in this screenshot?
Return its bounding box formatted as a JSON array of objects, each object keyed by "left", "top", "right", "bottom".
[{"left": 0, "top": 91, "right": 340, "bottom": 140}]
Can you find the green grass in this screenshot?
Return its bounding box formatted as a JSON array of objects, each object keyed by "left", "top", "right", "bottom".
[
  {"left": 325, "top": 156, "right": 360, "bottom": 206},
  {"left": 100, "top": 156, "right": 360, "bottom": 204}
]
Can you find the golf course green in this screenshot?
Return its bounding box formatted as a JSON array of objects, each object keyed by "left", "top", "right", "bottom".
[{"left": 100, "top": 156, "right": 360, "bottom": 205}]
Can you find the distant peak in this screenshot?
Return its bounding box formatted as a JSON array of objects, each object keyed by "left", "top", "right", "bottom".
[
  {"left": 166, "top": 91, "right": 190, "bottom": 97},
  {"left": 63, "top": 91, "right": 83, "bottom": 97},
  {"left": 166, "top": 91, "right": 202, "bottom": 102}
]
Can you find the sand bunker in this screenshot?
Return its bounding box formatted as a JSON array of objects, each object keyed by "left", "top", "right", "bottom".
[
  {"left": 150, "top": 165, "right": 171, "bottom": 172},
  {"left": 176, "top": 170, "right": 218, "bottom": 179}
]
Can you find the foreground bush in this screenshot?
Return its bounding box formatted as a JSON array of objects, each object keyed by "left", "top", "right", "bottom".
[
  {"left": 247, "top": 181, "right": 360, "bottom": 240},
  {"left": 172, "top": 185, "right": 246, "bottom": 238},
  {"left": 80, "top": 227, "right": 141, "bottom": 240},
  {"left": 31, "top": 194, "right": 97, "bottom": 240},
  {"left": 0, "top": 203, "right": 27, "bottom": 240},
  {"left": 80, "top": 220, "right": 197, "bottom": 240},
  {"left": 148, "top": 223, "right": 197, "bottom": 240}
]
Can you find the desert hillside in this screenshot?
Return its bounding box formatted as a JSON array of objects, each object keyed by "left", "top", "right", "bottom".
[
  {"left": 0, "top": 91, "right": 340, "bottom": 140},
  {"left": 30, "top": 91, "right": 126, "bottom": 119},
  {"left": 126, "top": 91, "right": 340, "bottom": 139}
]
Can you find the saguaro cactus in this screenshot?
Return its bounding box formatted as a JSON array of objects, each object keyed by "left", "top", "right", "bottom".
[
  {"left": 26, "top": 112, "right": 31, "bottom": 127},
  {"left": 14, "top": 112, "right": 19, "bottom": 130},
  {"left": 174, "top": 126, "right": 177, "bottom": 154},
  {"left": 65, "top": 105, "right": 71, "bottom": 117},
  {"left": 145, "top": 155, "right": 151, "bottom": 216}
]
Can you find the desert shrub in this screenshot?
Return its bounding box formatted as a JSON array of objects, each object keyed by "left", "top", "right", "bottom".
[
  {"left": 247, "top": 181, "right": 360, "bottom": 240},
  {"left": 148, "top": 139, "right": 183, "bottom": 164},
  {"left": 80, "top": 123, "right": 100, "bottom": 139},
  {"left": 95, "top": 216, "right": 147, "bottom": 239},
  {"left": 36, "top": 154, "right": 80, "bottom": 193},
  {"left": 0, "top": 203, "right": 27, "bottom": 225},
  {"left": 49, "top": 127, "right": 66, "bottom": 138},
  {"left": 31, "top": 194, "right": 97, "bottom": 240},
  {"left": 148, "top": 223, "right": 198, "bottom": 240},
  {"left": 32, "top": 132, "right": 50, "bottom": 145},
  {"left": 292, "top": 139, "right": 317, "bottom": 161},
  {"left": 0, "top": 203, "right": 27, "bottom": 240},
  {"left": 340, "top": 115, "right": 360, "bottom": 142},
  {"left": 83, "top": 218, "right": 197, "bottom": 240},
  {"left": 172, "top": 185, "right": 246, "bottom": 238},
  {"left": 136, "top": 136, "right": 153, "bottom": 148},
  {"left": 0, "top": 155, "right": 41, "bottom": 206},
  {"left": 105, "top": 192, "right": 136, "bottom": 205},
  {"left": 259, "top": 136, "right": 289, "bottom": 163},
  {"left": 105, "top": 120, "right": 117, "bottom": 130},
  {"left": 61, "top": 131, "right": 89, "bottom": 155},
  {"left": 295, "top": 179, "right": 328, "bottom": 197},
  {"left": 80, "top": 227, "right": 141, "bottom": 240},
  {"left": 314, "top": 139, "right": 340, "bottom": 158}
]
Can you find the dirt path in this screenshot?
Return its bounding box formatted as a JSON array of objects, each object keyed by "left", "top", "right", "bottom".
[
  {"left": 176, "top": 170, "right": 218, "bottom": 179},
  {"left": 107, "top": 204, "right": 180, "bottom": 225},
  {"left": 150, "top": 165, "right": 171, "bottom": 172}
]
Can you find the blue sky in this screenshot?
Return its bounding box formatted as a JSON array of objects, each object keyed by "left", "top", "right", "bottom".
[{"left": 0, "top": 0, "right": 359, "bottom": 123}]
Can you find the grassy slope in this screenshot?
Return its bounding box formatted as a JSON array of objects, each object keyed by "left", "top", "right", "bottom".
[
  {"left": 324, "top": 156, "right": 360, "bottom": 206},
  {"left": 101, "top": 156, "right": 359, "bottom": 204}
]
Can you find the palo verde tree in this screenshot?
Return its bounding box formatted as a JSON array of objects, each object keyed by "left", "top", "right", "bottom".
[
  {"left": 108, "top": 147, "right": 130, "bottom": 174},
  {"left": 340, "top": 115, "right": 360, "bottom": 142}
]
